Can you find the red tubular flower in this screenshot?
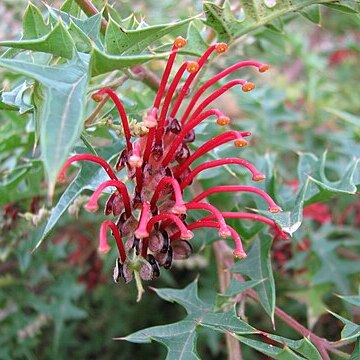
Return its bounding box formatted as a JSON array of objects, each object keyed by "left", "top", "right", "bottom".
[{"left": 59, "top": 37, "right": 284, "bottom": 290}]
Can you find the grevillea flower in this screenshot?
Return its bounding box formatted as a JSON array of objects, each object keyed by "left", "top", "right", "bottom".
[{"left": 59, "top": 37, "right": 287, "bottom": 299}]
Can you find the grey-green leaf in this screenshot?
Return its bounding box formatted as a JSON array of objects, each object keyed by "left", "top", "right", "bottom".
[
  {"left": 35, "top": 146, "right": 118, "bottom": 250},
  {"left": 0, "top": 53, "right": 91, "bottom": 194},
  {"left": 105, "top": 17, "right": 194, "bottom": 55},
  {"left": 23, "top": 2, "right": 51, "bottom": 39},
  {"left": 118, "top": 280, "right": 257, "bottom": 359},
  {"left": 0, "top": 21, "right": 75, "bottom": 59},
  {"left": 91, "top": 47, "right": 169, "bottom": 76},
  {"left": 232, "top": 234, "right": 275, "bottom": 322},
  {"left": 1, "top": 81, "right": 33, "bottom": 114},
  {"left": 299, "top": 4, "right": 321, "bottom": 25}
]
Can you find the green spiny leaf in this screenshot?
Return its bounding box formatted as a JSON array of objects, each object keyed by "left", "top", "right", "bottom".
[
  {"left": 0, "top": 53, "right": 91, "bottom": 194},
  {"left": 311, "top": 224, "right": 360, "bottom": 294},
  {"left": 204, "top": 1, "right": 359, "bottom": 44},
  {"left": 91, "top": 47, "right": 169, "bottom": 76},
  {"left": 118, "top": 280, "right": 256, "bottom": 359},
  {"left": 203, "top": 0, "right": 243, "bottom": 43},
  {"left": 0, "top": 21, "right": 75, "bottom": 59},
  {"left": 299, "top": 4, "right": 322, "bottom": 25},
  {"left": 232, "top": 234, "right": 276, "bottom": 322},
  {"left": 183, "top": 22, "right": 209, "bottom": 57},
  {"left": 337, "top": 291, "right": 360, "bottom": 308},
  {"left": 269, "top": 335, "right": 322, "bottom": 360},
  {"left": 61, "top": 0, "right": 80, "bottom": 16},
  {"left": 328, "top": 310, "right": 360, "bottom": 342},
  {"left": 45, "top": 5, "right": 103, "bottom": 49},
  {"left": 105, "top": 17, "right": 194, "bottom": 55},
  {"left": 34, "top": 146, "right": 118, "bottom": 249},
  {"left": 68, "top": 20, "right": 92, "bottom": 53},
  {"left": 23, "top": 2, "right": 51, "bottom": 40},
  {"left": 236, "top": 335, "right": 303, "bottom": 358},
  {"left": 1, "top": 81, "right": 33, "bottom": 114}
]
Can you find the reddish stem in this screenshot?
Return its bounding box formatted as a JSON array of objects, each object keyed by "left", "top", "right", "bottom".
[
  {"left": 155, "top": 61, "right": 199, "bottom": 145},
  {"left": 185, "top": 202, "right": 230, "bottom": 237},
  {"left": 172, "top": 220, "right": 246, "bottom": 258},
  {"left": 94, "top": 88, "right": 132, "bottom": 151},
  {"left": 202, "top": 212, "right": 288, "bottom": 239},
  {"left": 146, "top": 213, "right": 193, "bottom": 240},
  {"left": 162, "top": 109, "right": 227, "bottom": 167},
  {"left": 180, "top": 158, "right": 265, "bottom": 189},
  {"left": 144, "top": 39, "right": 185, "bottom": 163},
  {"left": 99, "top": 220, "right": 127, "bottom": 263},
  {"left": 135, "top": 167, "right": 143, "bottom": 192},
  {"left": 59, "top": 154, "right": 118, "bottom": 181},
  {"left": 180, "top": 61, "right": 269, "bottom": 124},
  {"left": 85, "top": 179, "right": 132, "bottom": 217},
  {"left": 150, "top": 177, "right": 186, "bottom": 214},
  {"left": 169, "top": 43, "right": 225, "bottom": 119},
  {"left": 192, "top": 185, "right": 282, "bottom": 213},
  {"left": 174, "top": 131, "right": 251, "bottom": 176},
  {"left": 184, "top": 79, "right": 251, "bottom": 125}
]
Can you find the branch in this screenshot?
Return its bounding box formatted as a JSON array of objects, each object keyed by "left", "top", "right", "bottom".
[{"left": 214, "top": 241, "right": 242, "bottom": 360}]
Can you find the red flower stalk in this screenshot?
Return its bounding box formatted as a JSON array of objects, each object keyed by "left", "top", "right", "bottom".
[{"left": 59, "top": 37, "right": 285, "bottom": 293}]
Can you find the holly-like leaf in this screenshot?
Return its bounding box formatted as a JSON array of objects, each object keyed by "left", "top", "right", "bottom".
[
  {"left": 204, "top": 0, "right": 360, "bottom": 44},
  {"left": 215, "top": 278, "right": 265, "bottom": 311},
  {"left": 35, "top": 146, "right": 118, "bottom": 250},
  {"left": 223, "top": 278, "right": 266, "bottom": 297},
  {"left": 91, "top": 47, "right": 169, "bottom": 76},
  {"left": 0, "top": 53, "right": 91, "bottom": 194},
  {"left": 255, "top": 151, "right": 359, "bottom": 235},
  {"left": 203, "top": 0, "right": 243, "bottom": 43},
  {"left": 310, "top": 225, "right": 360, "bottom": 294},
  {"left": 105, "top": 17, "right": 194, "bottom": 55},
  {"left": 31, "top": 274, "right": 86, "bottom": 354},
  {"left": 231, "top": 234, "right": 276, "bottom": 322},
  {"left": 118, "top": 279, "right": 257, "bottom": 359},
  {"left": 0, "top": 21, "right": 75, "bottom": 59},
  {"left": 268, "top": 335, "right": 322, "bottom": 360},
  {"left": 255, "top": 179, "right": 309, "bottom": 236},
  {"left": 22, "top": 2, "right": 51, "bottom": 40},
  {"left": 67, "top": 20, "right": 92, "bottom": 53},
  {"left": 1, "top": 81, "right": 33, "bottom": 114},
  {"left": 236, "top": 335, "right": 303, "bottom": 359},
  {"left": 46, "top": 6, "right": 103, "bottom": 50},
  {"left": 328, "top": 311, "right": 360, "bottom": 342},
  {"left": 182, "top": 22, "right": 209, "bottom": 57},
  {"left": 299, "top": 5, "right": 322, "bottom": 25},
  {"left": 303, "top": 151, "right": 359, "bottom": 202},
  {"left": 337, "top": 291, "right": 360, "bottom": 308}
]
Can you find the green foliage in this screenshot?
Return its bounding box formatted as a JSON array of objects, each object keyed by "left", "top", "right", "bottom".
[
  {"left": 121, "top": 280, "right": 257, "bottom": 359},
  {"left": 232, "top": 234, "right": 276, "bottom": 321},
  {"left": 1, "top": 0, "right": 360, "bottom": 359},
  {"left": 35, "top": 146, "right": 119, "bottom": 249},
  {"left": 0, "top": 54, "right": 91, "bottom": 193}
]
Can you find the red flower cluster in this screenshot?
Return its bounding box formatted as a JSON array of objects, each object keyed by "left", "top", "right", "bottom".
[{"left": 59, "top": 37, "right": 287, "bottom": 287}]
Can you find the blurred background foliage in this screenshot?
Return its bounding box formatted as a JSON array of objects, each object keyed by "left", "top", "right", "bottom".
[{"left": 0, "top": 0, "right": 359, "bottom": 359}]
